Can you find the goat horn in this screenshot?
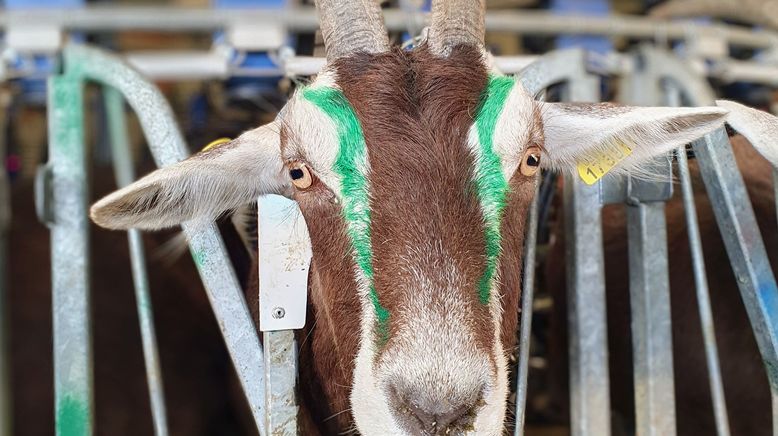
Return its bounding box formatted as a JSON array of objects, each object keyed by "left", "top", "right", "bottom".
[
  {"left": 428, "top": 0, "right": 486, "bottom": 56},
  {"left": 315, "top": 0, "right": 390, "bottom": 62}
]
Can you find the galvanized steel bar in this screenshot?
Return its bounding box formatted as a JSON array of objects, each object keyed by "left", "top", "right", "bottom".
[
  {"left": 563, "top": 174, "right": 611, "bottom": 436},
  {"left": 692, "top": 128, "right": 778, "bottom": 428},
  {"left": 617, "top": 54, "right": 677, "bottom": 436},
  {"left": 518, "top": 48, "right": 612, "bottom": 436},
  {"left": 644, "top": 47, "right": 778, "bottom": 435},
  {"left": 256, "top": 194, "right": 307, "bottom": 435},
  {"left": 518, "top": 48, "right": 589, "bottom": 96},
  {"left": 104, "top": 87, "right": 169, "bottom": 436},
  {"left": 626, "top": 202, "right": 676, "bottom": 436},
  {"left": 263, "top": 331, "right": 297, "bottom": 435},
  {"left": 665, "top": 82, "right": 731, "bottom": 436},
  {"left": 563, "top": 68, "right": 611, "bottom": 436},
  {"left": 514, "top": 49, "right": 609, "bottom": 435},
  {"left": 0, "top": 224, "right": 7, "bottom": 436},
  {"left": 122, "top": 53, "right": 540, "bottom": 81},
  {"left": 0, "top": 88, "right": 11, "bottom": 436},
  {"left": 774, "top": 170, "right": 778, "bottom": 231},
  {"left": 0, "top": 7, "right": 774, "bottom": 50},
  {"left": 47, "top": 72, "right": 93, "bottom": 436},
  {"left": 513, "top": 174, "right": 540, "bottom": 435},
  {"left": 675, "top": 144, "right": 732, "bottom": 436},
  {"left": 61, "top": 44, "right": 267, "bottom": 435}
]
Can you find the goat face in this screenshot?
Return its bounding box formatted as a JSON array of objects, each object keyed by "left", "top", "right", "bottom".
[
  {"left": 282, "top": 46, "right": 534, "bottom": 435},
  {"left": 89, "top": 0, "right": 738, "bottom": 434}
]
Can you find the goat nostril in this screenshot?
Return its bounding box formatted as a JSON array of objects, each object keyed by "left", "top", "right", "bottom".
[
  {"left": 388, "top": 383, "right": 482, "bottom": 435},
  {"left": 412, "top": 403, "right": 472, "bottom": 431}
]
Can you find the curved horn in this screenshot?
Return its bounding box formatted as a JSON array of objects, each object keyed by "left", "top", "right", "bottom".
[
  {"left": 315, "top": 0, "right": 390, "bottom": 62},
  {"left": 428, "top": 0, "right": 486, "bottom": 56}
]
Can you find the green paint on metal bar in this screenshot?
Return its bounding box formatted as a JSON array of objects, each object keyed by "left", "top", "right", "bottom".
[
  {"left": 301, "top": 86, "right": 390, "bottom": 342},
  {"left": 57, "top": 395, "right": 89, "bottom": 436},
  {"left": 191, "top": 249, "right": 206, "bottom": 268},
  {"left": 473, "top": 76, "right": 514, "bottom": 304},
  {"left": 50, "top": 66, "right": 93, "bottom": 436}
]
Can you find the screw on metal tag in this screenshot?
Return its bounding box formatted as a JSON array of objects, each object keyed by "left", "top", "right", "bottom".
[
  {"left": 577, "top": 141, "right": 633, "bottom": 185},
  {"left": 258, "top": 194, "right": 312, "bottom": 332}
]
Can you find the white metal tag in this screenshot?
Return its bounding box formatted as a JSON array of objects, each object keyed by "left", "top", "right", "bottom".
[{"left": 258, "top": 194, "right": 312, "bottom": 332}]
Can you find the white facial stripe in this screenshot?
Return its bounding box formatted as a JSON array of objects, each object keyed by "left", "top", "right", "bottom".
[
  {"left": 281, "top": 92, "right": 343, "bottom": 196},
  {"left": 489, "top": 82, "right": 541, "bottom": 179},
  {"left": 480, "top": 271, "right": 509, "bottom": 435},
  {"left": 351, "top": 264, "right": 400, "bottom": 434},
  {"left": 480, "top": 81, "right": 529, "bottom": 429},
  {"left": 352, "top": 242, "right": 508, "bottom": 435}
]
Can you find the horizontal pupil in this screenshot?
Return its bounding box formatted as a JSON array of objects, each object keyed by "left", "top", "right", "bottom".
[
  {"left": 290, "top": 168, "right": 305, "bottom": 179},
  {"left": 527, "top": 154, "right": 540, "bottom": 167}
]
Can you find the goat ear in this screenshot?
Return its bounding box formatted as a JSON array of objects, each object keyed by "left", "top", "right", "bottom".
[
  {"left": 716, "top": 100, "right": 778, "bottom": 169},
  {"left": 538, "top": 102, "right": 728, "bottom": 175},
  {"left": 90, "top": 121, "right": 288, "bottom": 230}
]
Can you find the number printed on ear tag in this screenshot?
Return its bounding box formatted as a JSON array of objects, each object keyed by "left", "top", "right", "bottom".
[{"left": 576, "top": 142, "right": 633, "bottom": 185}]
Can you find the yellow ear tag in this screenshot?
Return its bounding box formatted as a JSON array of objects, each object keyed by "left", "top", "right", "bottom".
[
  {"left": 201, "top": 137, "right": 232, "bottom": 152},
  {"left": 576, "top": 142, "right": 633, "bottom": 185}
]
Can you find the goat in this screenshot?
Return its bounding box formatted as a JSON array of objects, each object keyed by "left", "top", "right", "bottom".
[{"left": 87, "top": 0, "right": 778, "bottom": 433}]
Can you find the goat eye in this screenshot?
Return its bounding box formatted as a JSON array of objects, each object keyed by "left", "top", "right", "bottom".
[
  {"left": 520, "top": 146, "right": 542, "bottom": 177},
  {"left": 289, "top": 163, "right": 313, "bottom": 189}
]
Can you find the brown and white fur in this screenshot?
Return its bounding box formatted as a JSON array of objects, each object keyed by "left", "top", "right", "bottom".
[{"left": 87, "top": 0, "right": 778, "bottom": 434}]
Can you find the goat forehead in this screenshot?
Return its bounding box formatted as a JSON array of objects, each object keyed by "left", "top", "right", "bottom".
[{"left": 282, "top": 46, "right": 532, "bottom": 344}]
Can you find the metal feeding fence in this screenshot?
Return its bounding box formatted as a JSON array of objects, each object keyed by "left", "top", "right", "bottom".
[{"left": 4, "top": 6, "right": 778, "bottom": 436}]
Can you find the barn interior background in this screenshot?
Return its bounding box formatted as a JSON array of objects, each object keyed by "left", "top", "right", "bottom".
[{"left": 2, "top": 0, "right": 778, "bottom": 435}]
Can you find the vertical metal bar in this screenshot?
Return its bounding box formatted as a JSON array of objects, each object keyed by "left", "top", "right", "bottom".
[
  {"left": 564, "top": 107, "right": 610, "bottom": 435},
  {"left": 562, "top": 70, "right": 611, "bottom": 436},
  {"left": 514, "top": 175, "right": 540, "bottom": 435},
  {"left": 618, "top": 53, "right": 676, "bottom": 436},
  {"left": 263, "top": 331, "right": 297, "bottom": 436},
  {"left": 692, "top": 128, "right": 778, "bottom": 434},
  {"left": 0, "top": 213, "right": 7, "bottom": 436},
  {"left": 0, "top": 89, "right": 13, "bottom": 436},
  {"left": 257, "top": 195, "right": 306, "bottom": 435},
  {"left": 774, "top": 169, "right": 778, "bottom": 231},
  {"left": 103, "top": 87, "right": 169, "bottom": 436},
  {"left": 666, "top": 82, "right": 731, "bottom": 436},
  {"left": 563, "top": 173, "right": 611, "bottom": 436},
  {"left": 48, "top": 73, "right": 93, "bottom": 436},
  {"left": 0, "top": 88, "right": 12, "bottom": 436},
  {"left": 639, "top": 54, "right": 778, "bottom": 414},
  {"left": 626, "top": 202, "right": 676, "bottom": 436},
  {"left": 62, "top": 44, "right": 267, "bottom": 435}
]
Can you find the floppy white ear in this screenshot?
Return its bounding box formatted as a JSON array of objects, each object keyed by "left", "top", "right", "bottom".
[
  {"left": 91, "top": 121, "right": 288, "bottom": 230},
  {"left": 716, "top": 100, "right": 778, "bottom": 169},
  {"left": 538, "top": 102, "right": 728, "bottom": 175}
]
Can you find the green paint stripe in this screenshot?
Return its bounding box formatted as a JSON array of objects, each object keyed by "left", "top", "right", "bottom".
[
  {"left": 302, "top": 87, "right": 390, "bottom": 340},
  {"left": 57, "top": 394, "right": 89, "bottom": 436},
  {"left": 473, "top": 75, "right": 515, "bottom": 304}
]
